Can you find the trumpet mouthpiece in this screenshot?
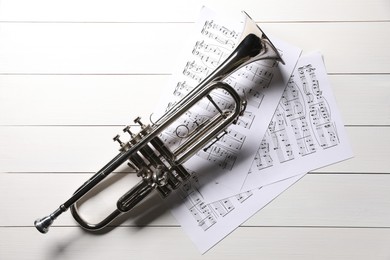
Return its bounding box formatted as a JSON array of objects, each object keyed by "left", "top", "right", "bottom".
[
  {"left": 34, "top": 206, "right": 65, "bottom": 234},
  {"left": 34, "top": 216, "right": 54, "bottom": 234}
]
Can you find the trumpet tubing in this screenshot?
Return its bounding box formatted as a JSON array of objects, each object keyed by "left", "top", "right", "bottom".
[{"left": 34, "top": 11, "right": 284, "bottom": 233}]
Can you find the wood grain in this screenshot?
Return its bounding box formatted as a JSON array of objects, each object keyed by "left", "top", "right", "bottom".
[{"left": 0, "top": 0, "right": 389, "bottom": 258}]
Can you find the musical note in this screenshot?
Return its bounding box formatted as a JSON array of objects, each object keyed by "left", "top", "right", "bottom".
[
  {"left": 164, "top": 25, "right": 352, "bottom": 251},
  {"left": 222, "top": 129, "right": 246, "bottom": 149},
  {"left": 201, "top": 20, "right": 238, "bottom": 48},
  {"left": 270, "top": 129, "right": 294, "bottom": 163},
  {"left": 235, "top": 190, "right": 253, "bottom": 203},
  {"left": 203, "top": 20, "right": 239, "bottom": 39},
  {"left": 191, "top": 51, "right": 221, "bottom": 69},
  {"left": 177, "top": 177, "right": 218, "bottom": 231},
  {"left": 315, "top": 122, "right": 339, "bottom": 148},
  {"left": 158, "top": 12, "right": 283, "bottom": 173},
  {"left": 173, "top": 81, "right": 194, "bottom": 98},
  {"left": 182, "top": 61, "right": 211, "bottom": 82},
  {"left": 250, "top": 60, "right": 342, "bottom": 171},
  {"left": 197, "top": 144, "right": 237, "bottom": 169},
  {"left": 291, "top": 117, "right": 316, "bottom": 156},
  {"left": 211, "top": 199, "right": 235, "bottom": 217},
  {"left": 251, "top": 138, "right": 273, "bottom": 170},
  {"left": 235, "top": 111, "right": 255, "bottom": 129},
  {"left": 193, "top": 40, "right": 226, "bottom": 58}
]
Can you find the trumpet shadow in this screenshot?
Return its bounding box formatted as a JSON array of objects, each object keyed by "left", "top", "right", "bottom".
[
  {"left": 49, "top": 141, "right": 253, "bottom": 259},
  {"left": 87, "top": 141, "right": 255, "bottom": 234},
  {"left": 68, "top": 146, "right": 252, "bottom": 234},
  {"left": 72, "top": 169, "right": 168, "bottom": 232}
]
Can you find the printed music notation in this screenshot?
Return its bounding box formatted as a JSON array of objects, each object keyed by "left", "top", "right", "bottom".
[
  {"left": 154, "top": 6, "right": 302, "bottom": 204},
  {"left": 224, "top": 77, "right": 265, "bottom": 109},
  {"left": 177, "top": 174, "right": 255, "bottom": 231},
  {"left": 201, "top": 20, "right": 239, "bottom": 49},
  {"left": 173, "top": 81, "right": 192, "bottom": 98},
  {"left": 158, "top": 15, "right": 282, "bottom": 171},
  {"left": 170, "top": 52, "right": 353, "bottom": 254},
  {"left": 162, "top": 7, "right": 351, "bottom": 253},
  {"left": 194, "top": 127, "right": 247, "bottom": 169},
  {"left": 241, "top": 53, "right": 352, "bottom": 192},
  {"left": 249, "top": 61, "right": 341, "bottom": 175},
  {"left": 196, "top": 144, "right": 237, "bottom": 170}
]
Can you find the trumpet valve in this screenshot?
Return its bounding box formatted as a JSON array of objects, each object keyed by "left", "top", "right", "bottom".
[
  {"left": 134, "top": 117, "right": 146, "bottom": 128},
  {"left": 113, "top": 135, "right": 124, "bottom": 147},
  {"left": 123, "top": 125, "right": 135, "bottom": 137}
]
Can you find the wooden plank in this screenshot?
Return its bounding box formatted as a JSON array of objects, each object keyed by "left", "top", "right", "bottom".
[
  {"left": 0, "top": 75, "right": 164, "bottom": 126},
  {"left": 317, "top": 126, "right": 390, "bottom": 173},
  {"left": 246, "top": 173, "right": 390, "bottom": 227},
  {"left": 0, "top": 0, "right": 389, "bottom": 22},
  {"left": 0, "top": 1, "right": 388, "bottom": 260},
  {"left": 330, "top": 75, "right": 390, "bottom": 126},
  {"left": 1, "top": 75, "right": 389, "bottom": 126},
  {"left": 0, "top": 126, "right": 127, "bottom": 173},
  {"left": 1, "top": 173, "right": 389, "bottom": 228},
  {"left": 0, "top": 226, "right": 389, "bottom": 259},
  {"left": 260, "top": 22, "right": 390, "bottom": 74},
  {"left": 0, "top": 126, "right": 387, "bottom": 173},
  {"left": 0, "top": 22, "right": 389, "bottom": 74}
]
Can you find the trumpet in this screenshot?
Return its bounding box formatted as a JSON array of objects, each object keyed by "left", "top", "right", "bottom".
[{"left": 34, "top": 11, "right": 284, "bottom": 233}]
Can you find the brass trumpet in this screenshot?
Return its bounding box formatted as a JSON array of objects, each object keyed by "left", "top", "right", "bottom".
[{"left": 34, "top": 11, "right": 284, "bottom": 233}]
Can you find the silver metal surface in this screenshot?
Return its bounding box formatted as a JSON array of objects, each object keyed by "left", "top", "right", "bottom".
[{"left": 34, "top": 11, "right": 284, "bottom": 233}]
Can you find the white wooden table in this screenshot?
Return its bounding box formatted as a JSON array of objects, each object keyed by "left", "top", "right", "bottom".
[{"left": 0, "top": 1, "right": 389, "bottom": 259}]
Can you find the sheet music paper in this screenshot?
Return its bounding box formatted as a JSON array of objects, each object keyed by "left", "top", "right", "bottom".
[
  {"left": 153, "top": 7, "right": 302, "bottom": 202},
  {"left": 167, "top": 52, "right": 353, "bottom": 253},
  {"left": 241, "top": 52, "right": 353, "bottom": 191}
]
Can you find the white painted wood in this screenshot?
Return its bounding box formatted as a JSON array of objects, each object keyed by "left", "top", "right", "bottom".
[
  {"left": 0, "top": 75, "right": 165, "bottom": 126},
  {"left": 1, "top": 173, "right": 389, "bottom": 228},
  {"left": 0, "top": 23, "right": 389, "bottom": 74},
  {"left": 330, "top": 75, "right": 390, "bottom": 126},
  {"left": 247, "top": 173, "right": 390, "bottom": 227},
  {"left": 0, "top": 227, "right": 389, "bottom": 260},
  {"left": 0, "top": 0, "right": 389, "bottom": 258},
  {"left": 1, "top": 75, "right": 389, "bottom": 126},
  {"left": 314, "top": 127, "right": 390, "bottom": 173},
  {"left": 0, "top": 126, "right": 388, "bottom": 173},
  {"left": 260, "top": 22, "right": 390, "bottom": 74},
  {"left": 0, "top": 0, "right": 389, "bottom": 22}
]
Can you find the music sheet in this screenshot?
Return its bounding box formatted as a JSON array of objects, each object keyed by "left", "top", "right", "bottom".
[
  {"left": 166, "top": 52, "right": 353, "bottom": 253},
  {"left": 241, "top": 52, "right": 354, "bottom": 191},
  {"left": 153, "top": 7, "right": 302, "bottom": 202}
]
